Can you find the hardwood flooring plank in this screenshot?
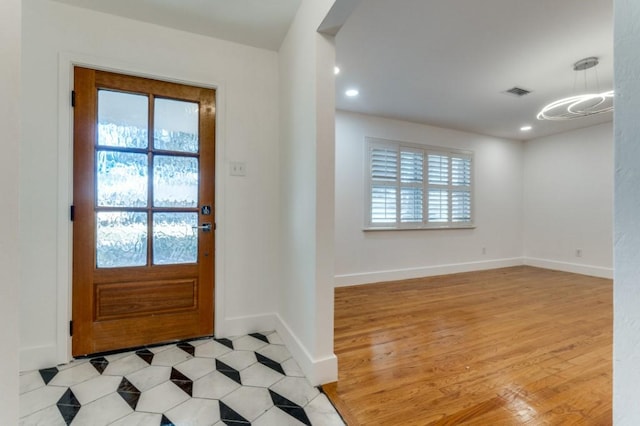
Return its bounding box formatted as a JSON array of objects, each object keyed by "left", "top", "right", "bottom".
[{"left": 328, "top": 266, "right": 612, "bottom": 425}]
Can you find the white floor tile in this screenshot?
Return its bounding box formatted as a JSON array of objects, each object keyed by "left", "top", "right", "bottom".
[
  {"left": 281, "top": 358, "right": 305, "bottom": 378},
  {"left": 192, "top": 371, "right": 241, "bottom": 400},
  {"left": 253, "top": 406, "right": 307, "bottom": 426},
  {"left": 217, "top": 350, "right": 256, "bottom": 371},
  {"left": 233, "top": 335, "right": 269, "bottom": 351},
  {"left": 174, "top": 357, "right": 216, "bottom": 381},
  {"left": 110, "top": 411, "right": 162, "bottom": 426},
  {"left": 266, "top": 332, "right": 284, "bottom": 345},
  {"left": 125, "top": 365, "right": 172, "bottom": 392},
  {"left": 102, "top": 354, "right": 149, "bottom": 377},
  {"left": 148, "top": 343, "right": 176, "bottom": 354},
  {"left": 151, "top": 346, "right": 192, "bottom": 366},
  {"left": 222, "top": 386, "right": 273, "bottom": 421},
  {"left": 306, "top": 393, "right": 346, "bottom": 426},
  {"left": 70, "top": 375, "right": 121, "bottom": 405},
  {"left": 270, "top": 376, "right": 319, "bottom": 408},
  {"left": 104, "top": 351, "right": 134, "bottom": 363},
  {"left": 165, "top": 397, "right": 220, "bottom": 426},
  {"left": 136, "top": 381, "right": 190, "bottom": 413},
  {"left": 256, "top": 344, "right": 292, "bottom": 363},
  {"left": 48, "top": 362, "right": 99, "bottom": 387},
  {"left": 20, "top": 370, "right": 45, "bottom": 395},
  {"left": 240, "top": 363, "right": 284, "bottom": 388},
  {"left": 19, "top": 385, "right": 68, "bottom": 418},
  {"left": 187, "top": 338, "right": 211, "bottom": 347},
  {"left": 19, "top": 404, "right": 66, "bottom": 426},
  {"left": 71, "top": 392, "right": 133, "bottom": 426},
  {"left": 194, "top": 340, "right": 232, "bottom": 359}
]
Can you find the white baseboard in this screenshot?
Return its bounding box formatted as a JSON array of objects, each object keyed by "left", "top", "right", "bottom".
[
  {"left": 217, "top": 313, "right": 279, "bottom": 338},
  {"left": 20, "top": 345, "right": 59, "bottom": 372},
  {"left": 334, "top": 257, "right": 524, "bottom": 287},
  {"left": 335, "top": 257, "right": 613, "bottom": 286},
  {"left": 524, "top": 257, "right": 613, "bottom": 279},
  {"left": 218, "top": 312, "right": 338, "bottom": 386},
  {"left": 273, "top": 314, "right": 337, "bottom": 386}
]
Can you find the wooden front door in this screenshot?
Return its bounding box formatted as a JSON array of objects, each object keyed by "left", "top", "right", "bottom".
[{"left": 72, "top": 67, "right": 215, "bottom": 356}]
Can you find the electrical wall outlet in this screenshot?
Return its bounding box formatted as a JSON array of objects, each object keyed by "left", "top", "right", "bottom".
[{"left": 576, "top": 248, "right": 583, "bottom": 258}]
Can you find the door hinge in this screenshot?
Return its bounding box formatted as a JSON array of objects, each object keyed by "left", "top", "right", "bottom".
[
  {"left": 70, "top": 205, "right": 75, "bottom": 221},
  {"left": 71, "top": 90, "right": 76, "bottom": 107},
  {"left": 69, "top": 321, "right": 73, "bottom": 336}
]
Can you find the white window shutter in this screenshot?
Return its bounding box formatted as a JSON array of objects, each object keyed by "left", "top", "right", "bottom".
[{"left": 366, "top": 137, "right": 473, "bottom": 229}]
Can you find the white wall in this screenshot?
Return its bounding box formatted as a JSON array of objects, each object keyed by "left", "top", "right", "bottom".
[
  {"left": 21, "top": 0, "right": 281, "bottom": 370},
  {"left": 335, "top": 111, "right": 524, "bottom": 285},
  {"left": 523, "top": 123, "right": 613, "bottom": 278},
  {"left": 278, "top": 0, "right": 338, "bottom": 385},
  {"left": 613, "top": 0, "right": 640, "bottom": 422},
  {"left": 0, "top": 0, "right": 21, "bottom": 422}
]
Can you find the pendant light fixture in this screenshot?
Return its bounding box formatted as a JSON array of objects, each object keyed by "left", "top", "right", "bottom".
[{"left": 537, "top": 57, "right": 613, "bottom": 121}]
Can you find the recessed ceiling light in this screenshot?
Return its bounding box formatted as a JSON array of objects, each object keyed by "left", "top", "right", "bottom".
[
  {"left": 520, "top": 125, "right": 532, "bottom": 131},
  {"left": 345, "top": 89, "right": 359, "bottom": 97},
  {"left": 334, "top": 66, "right": 340, "bottom": 75}
]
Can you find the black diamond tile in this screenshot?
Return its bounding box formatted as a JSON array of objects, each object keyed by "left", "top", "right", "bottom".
[
  {"left": 135, "top": 348, "right": 154, "bottom": 365},
  {"left": 39, "top": 366, "right": 59, "bottom": 385},
  {"left": 57, "top": 388, "right": 80, "bottom": 406},
  {"left": 90, "top": 357, "right": 109, "bottom": 374},
  {"left": 219, "top": 401, "right": 250, "bottom": 425},
  {"left": 117, "top": 377, "right": 141, "bottom": 410},
  {"left": 57, "top": 403, "right": 81, "bottom": 426},
  {"left": 56, "top": 388, "right": 81, "bottom": 425},
  {"left": 215, "top": 359, "right": 242, "bottom": 385},
  {"left": 170, "top": 367, "right": 191, "bottom": 382},
  {"left": 161, "top": 414, "right": 176, "bottom": 426},
  {"left": 117, "top": 391, "right": 140, "bottom": 411},
  {"left": 215, "top": 338, "right": 234, "bottom": 350},
  {"left": 170, "top": 367, "right": 193, "bottom": 396},
  {"left": 117, "top": 377, "right": 139, "bottom": 394},
  {"left": 256, "top": 352, "right": 285, "bottom": 375},
  {"left": 176, "top": 342, "right": 196, "bottom": 356},
  {"left": 249, "top": 332, "right": 269, "bottom": 343},
  {"left": 269, "top": 389, "right": 312, "bottom": 426}
]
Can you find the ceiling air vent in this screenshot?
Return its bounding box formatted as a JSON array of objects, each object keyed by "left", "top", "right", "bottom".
[{"left": 504, "top": 87, "right": 531, "bottom": 97}]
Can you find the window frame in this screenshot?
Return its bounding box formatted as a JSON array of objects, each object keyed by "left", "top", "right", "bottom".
[{"left": 364, "top": 137, "right": 475, "bottom": 230}]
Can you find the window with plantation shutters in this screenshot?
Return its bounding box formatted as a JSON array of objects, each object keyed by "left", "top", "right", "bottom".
[{"left": 366, "top": 137, "right": 473, "bottom": 229}]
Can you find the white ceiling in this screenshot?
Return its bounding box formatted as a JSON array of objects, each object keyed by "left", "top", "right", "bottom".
[
  {"left": 51, "top": 0, "right": 302, "bottom": 51},
  {"left": 334, "top": 0, "right": 614, "bottom": 140},
  {"left": 51, "top": 0, "right": 613, "bottom": 141}
]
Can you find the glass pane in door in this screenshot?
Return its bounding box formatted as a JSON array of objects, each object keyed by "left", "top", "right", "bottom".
[
  {"left": 153, "top": 213, "right": 198, "bottom": 265},
  {"left": 154, "top": 98, "right": 199, "bottom": 153},
  {"left": 153, "top": 155, "right": 198, "bottom": 207},
  {"left": 96, "top": 212, "right": 148, "bottom": 268},
  {"left": 98, "top": 90, "right": 148, "bottom": 149},
  {"left": 96, "top": 150, "right": 148, "bottom": 207}
]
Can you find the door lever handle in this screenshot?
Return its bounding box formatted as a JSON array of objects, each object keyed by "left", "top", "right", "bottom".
[{"left": 192, "top": 223, "right": 212, "bottom": 232}]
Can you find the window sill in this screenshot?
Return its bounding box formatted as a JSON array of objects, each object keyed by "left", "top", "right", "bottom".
[{"left": 363, "top": 224, "right": 476, "bottom": 232}]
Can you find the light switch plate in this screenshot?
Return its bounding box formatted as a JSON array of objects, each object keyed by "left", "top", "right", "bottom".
[{"left": 230, "top": 161, "right": 246, "bottom": 176}]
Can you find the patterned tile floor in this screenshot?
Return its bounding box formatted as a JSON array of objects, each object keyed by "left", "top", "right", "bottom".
[{"left": 19, "top": 332, "right": 345, "bottom": 426}]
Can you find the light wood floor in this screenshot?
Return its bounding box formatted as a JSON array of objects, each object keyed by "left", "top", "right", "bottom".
[{"left": 324, "top": 266, "right": 612, "bottom": 425}]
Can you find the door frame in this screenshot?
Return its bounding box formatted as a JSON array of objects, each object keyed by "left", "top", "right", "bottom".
[{"left": 55, "top": 53, "right": 227, "bottom": 364}]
